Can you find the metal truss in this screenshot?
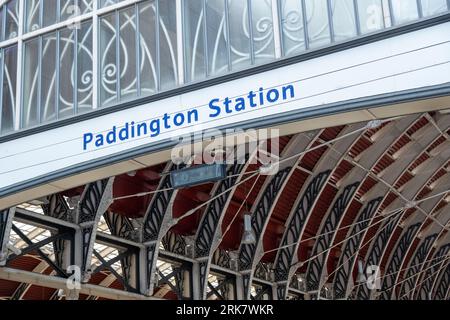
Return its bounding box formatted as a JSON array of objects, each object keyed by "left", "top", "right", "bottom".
[
  {"left": 332, "top": 198, "right": 382, "bottom": 299},
  {"left": 378, "top": 223, "right": 422, "bottom": 300},
  {"left": 195, "top": 159, "right": 248, "bottom": 299},
  {"left": 305, "top": 182, "right": 359, "bottom": 293},
  {"left": 273, "top": 171, "right": 330, "bottom": 298}
]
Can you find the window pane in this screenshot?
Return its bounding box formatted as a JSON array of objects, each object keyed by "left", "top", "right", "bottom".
[
  {"left": 304, "top": 0, "right": 331, "bottom": 48},
  {"left": 41, "top": 33, "right": 57, "bottom": 123},
  {"left": 357, "top": 0, "right": 384, "bottom": 34},
  {"left": 23, "top": 39, "right": 40, "bottom": 128},
  {"left": 101, "top": 0, "right": 121, "bottom": 8},
  {"left": 5, "top": 0, "right": 19, "bottom": 39},
  {"left": 139, "top": 2, "right": 157, "bottom": 96},
  {"left": 119, "top": 7, "right": 137, "bottom": 99},
  {"left": 228, "top": 0, "right": 251, "bottom": 70},
  {"left": 42, "top": 0, "right": 58, "bottom": 28},
  {"left": 421, "top": 0, "right": 448, "bottom": 17},
  {"left": 391, "top": 0, "right": 419, "bottom": 25},
  {"left": 60, "top": 0, "right": 76, "bottom": 21},
  {"left": 78, "top": 22, "right": 93, "bottom": 114},
  {"left": 100, "top": 13, "right": 118, "bottom": 106},
  {"left": 281, "top": 0, "right": 306, "bottom": 56},
  {"left": 251, "top": 0, "right": 275, "bottom": 64},
  {"left": 158, "top": 0, "right": 178, "bottom": 90},
  {"left": 184, "top": 0, "right": 206, "bottom": 82},
  {"left": 59, "top": 28, "right": 75, "bottom": 119},
  {"left": 1, "top": 46, "right": 17, "bottom": 134},
  {"left": 206, "top": 0, "right": 229, "bottom": 76},
  {"left": 26, "top": 0, "right": 41, "bottom": 32},
  {"left": 331, "top": 0, "right": 357, "bottom": 41}
]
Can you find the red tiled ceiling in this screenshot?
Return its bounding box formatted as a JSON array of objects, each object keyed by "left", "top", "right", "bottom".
[
  {"left": 427, "top": 136, "right": 447, "bottom": 154},
  {"left": 388, "top": 136, "right": 412, "bottom": 156},
  {"left": 407, "top": 117, "right": 429, "bottom": 136},
  {"left": 348, "top": 136, "right": 373, "bottom": 159}
]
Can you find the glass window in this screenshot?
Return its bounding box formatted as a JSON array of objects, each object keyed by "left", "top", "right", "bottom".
[
  {"left": 119, "top": 7, "right": 138, "bottom": 99},
  {"left": 158, "top": 0, "right": 178, "bottom": 90},
  {"left": 40, "top": 33, "right": 57, "bottom": 123},
  {"left": 228, "top": 0, "right": 252, "bottom": 70},
  {"left": 100, "top": 13, "right": 118, "bottom": 106},
  {"left": 331, "top": 0, "right": 357, "bottom": 41},
  {"left": 251, "top": 0, "right": 275, "bottom": 64},
  {"left": 42, "top": 0, "right": 58, "bottom": 28},
  {"left": 281, "top": 0, "right": 306, "bottom": 56},
  {"left": 304, "top": 0, "right": 331, "bottom": 48},
  {"left": 5, "top": 0, "right": 19, "bottom": 39},
  {"left": 77, "top": 22, "right": 93, "bottom": 114},
  {"left": 59, "top": 28, "right": 75, "bottom": 119},
  {"left": 206, "top": 0, "right": 229, "bottom": 76},
  {"left": 138, "top": 1, "right": 158, "bottom": 96},
  {"left": 184, "top": 0, "right": 206, "bottom": 82},
  {"left": 421, "top": 0, "right": 448, "bottom": 17},
  {"left": 390, "top": 0, "right": 419, "bottom": 25},
  {"left": 23, "top": 38, "right": 40, "bottom": 128},
  {"left": 26, "top": 0, "right": 42, "bottom": 32},
  {"left": 1, "top": 46, "right": 17, "bottom": 134},
  {"left": 357, "top": 0, "right": 384, "bottom": 34}
]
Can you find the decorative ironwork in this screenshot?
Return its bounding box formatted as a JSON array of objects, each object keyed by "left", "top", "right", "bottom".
[
  {"left": 104, "top": 211, "right": 135, "bottom": 241},
  {"left": 212, "top": 250, "right": 232, "bottom": 269},
  {"left": 333, "top": 198, "right": 383, "bottom": 299},
  {"left": 42, "top": 194, "right": 73, "bottom": 222},
  {"left": 142, "top": 165, "right": 176, "bottom": 242},
  {"left": 398, "top": 233, "right": 438, "bottom": 300},
  {"left": 195, "top": 161, "right": 247, "bottom": 258},
  {"left": 417, "top": 243, "right": 450, "bottom": 300},
  {"left": 238, "top": 167, "right": 292, "bottom": 272},
  {"left": 357, "top": 210, "right": 403, "bottom": 299},
  {"left": 273, "top": 171, "right": 330, "bottom": 299},
  {"left": 75, "top": 178, "right": 114, "bottom": 282},
  {"left": 434, "top": 264, "right": 450, "bottom": 300},
  {"left": 378, "top": 223, "right": 421, "bottom": 300},
  {"left": 0, "top": 208, "right": 15, "bottom": 266},
  {"left": 305, "top": 183, "right": 359, "bottom": 292},
  {"left": 162, "top": 231, "right": 187, "bottom": 256}
]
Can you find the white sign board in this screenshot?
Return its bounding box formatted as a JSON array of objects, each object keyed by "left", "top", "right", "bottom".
[{"left": 1, "top": 22, "right": 450, "bottom": 193}]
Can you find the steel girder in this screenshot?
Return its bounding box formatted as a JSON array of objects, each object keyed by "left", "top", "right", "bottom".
[
  {"left": 236, "top": 132, "right": 321, "bottom": 299},
  {"left": 356, "top": 144, "right": 450, "bottom": 299},
  {"left": 140, "top": 162, "right": 181, "bottom": 296},
  {"left": 306, "top": 117, "right": 417, "bottom": 298},
  {"left": 0, "top": 208, "right": 15, "bottom": 266},
  {"left": 195, "top": 158, "right": 248, "bottom": 299},
  {"left": 273, "top": 123, "right": 366, "bottom": 299}
]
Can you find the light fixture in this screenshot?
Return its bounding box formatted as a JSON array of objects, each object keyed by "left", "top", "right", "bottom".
[
  {"left": 241, "top": 214, "right": 256, "bottom": 245},
  {"left": 170, "top": 163, "right": 226, "bottom": 189}
]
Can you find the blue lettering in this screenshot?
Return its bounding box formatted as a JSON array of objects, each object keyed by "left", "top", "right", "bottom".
[
  {"left": 83, "top": 133, "right": 93, "bottom": 150},
  {"left": 209, "top": 98, "right": 221, "bottom": 118}
]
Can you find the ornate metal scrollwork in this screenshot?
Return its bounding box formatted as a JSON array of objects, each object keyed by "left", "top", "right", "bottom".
[
  {"left": 333, "top": 198, "right": 383, "bottom": 299},
  {"left": 398, "top": 233, "right": 438, "bottom": 299},
  {"left": 434, "top": 264, "right": 449, "bottom": 300},
  {"left": 42, "top": 194, "right": 73, "bottom": 222},
  {"left": 104, "top": 211, "right": 135, "bottom": 241},
  {"left": 417, "top": 243, "right": 450, "bottom": 300},
  {"left": 305, "top": 183, "right": 359, "bottom": 293},
  {"left": 378, "top": 223, "right": 421, "bottom": 300},
  {"left": 273, "top": 171, "right": 330, "bottom": 299},
  {"left": 75, "top": 178, "right": 114, "bottom": 282},
  {"left": 356, "top": 210, "right": 403, "bottom": 299},
  {"left": 162, "top": 231, "right": 187, "bottom": 255},
  {"left": 142, "top": 166, "right": 176, "bottom": 242}
]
